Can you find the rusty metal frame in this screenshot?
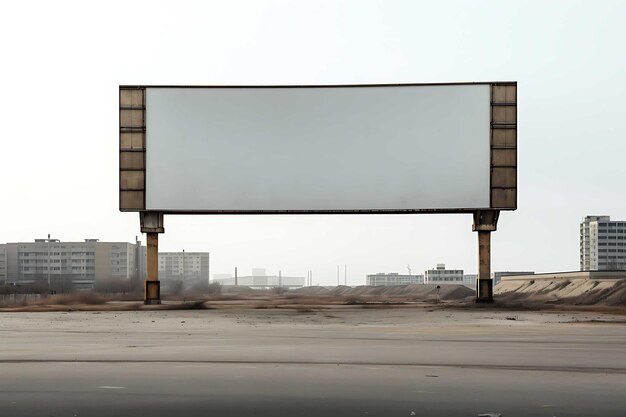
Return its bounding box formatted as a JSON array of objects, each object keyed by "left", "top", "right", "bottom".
[{"left": 119, "top": 82, "right": 517, "bottom": 214}]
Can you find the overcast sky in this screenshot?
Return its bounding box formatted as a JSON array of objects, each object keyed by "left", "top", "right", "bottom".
[{"left": 1, "top": 0, "right": 625, "bottom": 284}]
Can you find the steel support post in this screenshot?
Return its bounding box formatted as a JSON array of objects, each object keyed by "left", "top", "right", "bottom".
[
  {"left": 140, "top": 212, "right": 164, "bottom": 305},
  {"left": 473, "top": 210, "right": 499, "bottom": 303}
]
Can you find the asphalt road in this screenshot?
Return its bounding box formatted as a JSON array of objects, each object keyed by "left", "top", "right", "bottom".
[{"left": 1, "top": 307, "right": 625, "bottom": 416}]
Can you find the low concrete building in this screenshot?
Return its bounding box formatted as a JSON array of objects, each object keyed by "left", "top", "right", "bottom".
[
  {"left": 424, "top": 264, "right": 463, "bottom": 285},
  {"left": 366, "top": 273, "right": 424, "bottom": 286}
]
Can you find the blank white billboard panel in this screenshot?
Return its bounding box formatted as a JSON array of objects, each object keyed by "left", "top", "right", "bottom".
[{"left": 144, "top": 85, "right": 491, "bottom": 212}]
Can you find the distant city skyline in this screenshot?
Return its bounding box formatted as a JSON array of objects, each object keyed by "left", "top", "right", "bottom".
[{"left": 2, "top": 1, "right": 626, "bottom": 285}]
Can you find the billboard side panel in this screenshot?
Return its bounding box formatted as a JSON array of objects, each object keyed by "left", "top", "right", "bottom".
[
  {"left": 143, "top": 85, "right": 492, "bottom": 212},
  {"left": 490, "top": 83, "right": 517, "bottom": 209},
  {"left": 119, "top": 87, "right": 146, "bottom": 211}
]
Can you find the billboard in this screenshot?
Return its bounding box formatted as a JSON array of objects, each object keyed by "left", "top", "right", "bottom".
[{"left": 119, "top": 83, "right": 516, "bottom": 214}]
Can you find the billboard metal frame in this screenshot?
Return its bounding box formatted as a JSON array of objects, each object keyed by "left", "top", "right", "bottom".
[{"left": 119, "top": 82, "right": 517, "bottom": 215}]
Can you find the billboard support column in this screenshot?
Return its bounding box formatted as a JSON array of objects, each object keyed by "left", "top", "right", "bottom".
[
  {"left": 140, "top": 212, "right": 164, "bottom": 305},
  {"left": 473, "top": 210, "right": 499, "bottom": 303}
]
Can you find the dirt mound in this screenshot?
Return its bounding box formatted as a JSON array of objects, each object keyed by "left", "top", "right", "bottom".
[
  {"left": 294, "top": 284, "right": 474, "bottom": 301},
  {"left": 603, "top": 280, "right": 626, "bottom": 305},
  {"left": 293, "top": 286, "right": 331, "bottom": 295},
  {"left": 437, "top": 285, "right": 476, "bottom": 300},
  {"left": 495, "top": 278, "right": 626, "bottom": 306}
]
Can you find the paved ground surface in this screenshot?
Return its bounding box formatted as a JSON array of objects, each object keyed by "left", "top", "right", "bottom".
[{"left": 1, "top": 306, "right": 625, "bottom": 416}]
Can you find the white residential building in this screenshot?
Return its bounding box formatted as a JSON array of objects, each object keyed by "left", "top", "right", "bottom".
[
  {"left": 366, "top": 273, "right": 424, "bottom": 286},
  {"left": 580, "top": 216, "right": 626, "bottom": 271},
  {"left": 424, "top": 264, "right": 463, "bottom": 285},
  {"left": 158, "top": 252, "right": 210, "bottom": 290}
]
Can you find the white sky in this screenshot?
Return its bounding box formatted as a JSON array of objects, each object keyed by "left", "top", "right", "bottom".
[{"left": 1, "top": 0, "right": 625, "bottom": 284}]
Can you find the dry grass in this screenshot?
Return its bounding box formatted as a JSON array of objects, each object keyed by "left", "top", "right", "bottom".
[
  {"left": 0, "top": 286, "right": 467, "bottom": 312},
  {"left": 39, "top": 292, "right": 107, "bottom": 305}
]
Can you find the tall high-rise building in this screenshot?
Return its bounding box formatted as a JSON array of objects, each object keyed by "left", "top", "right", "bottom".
[{"left": 580, "top": 216, "right": 626, "bottom": 271}]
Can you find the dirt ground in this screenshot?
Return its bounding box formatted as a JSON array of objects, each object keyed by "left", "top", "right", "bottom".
[{"left": 1, "top": 281, "right": 625, "bottom": 314}]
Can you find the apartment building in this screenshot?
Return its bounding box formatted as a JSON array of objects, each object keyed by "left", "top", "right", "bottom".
[
  {"left": 0, "top": 238, "right": 146, "bottom": 291},
  {"left": 580, "top": 215, "right": 626, "bottom": 271},
  {"left": 158, "top": 252, "right": 210, "bottom": 291}
]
